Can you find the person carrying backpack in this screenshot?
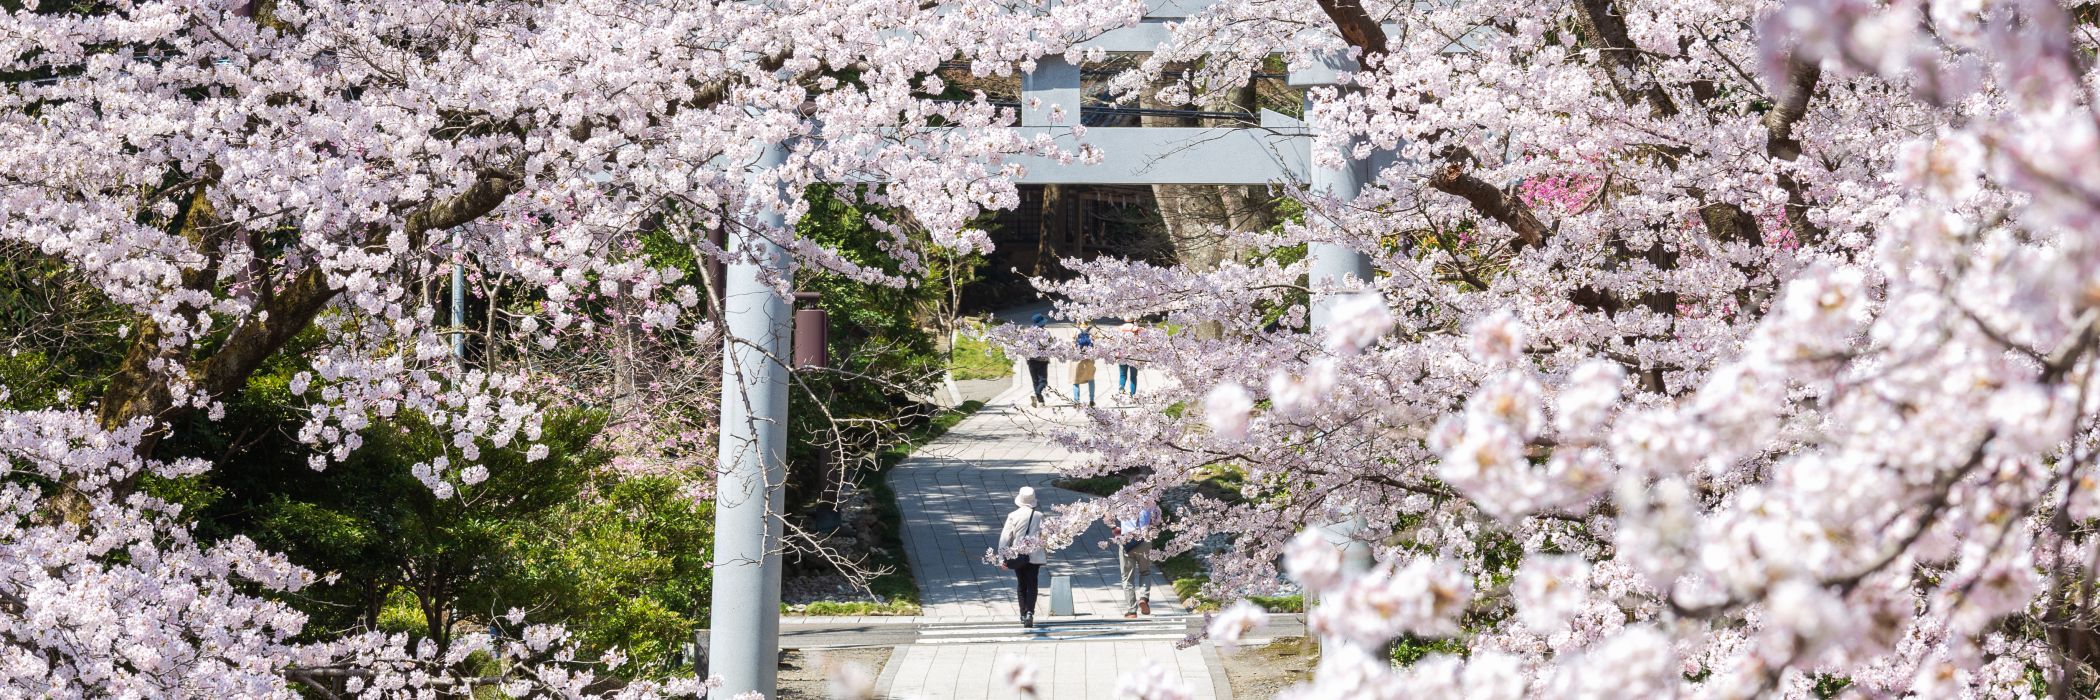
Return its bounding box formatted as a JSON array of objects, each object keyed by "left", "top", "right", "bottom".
[{"left": 1071, "top": 323, "right": 1097, "bottom": 407}]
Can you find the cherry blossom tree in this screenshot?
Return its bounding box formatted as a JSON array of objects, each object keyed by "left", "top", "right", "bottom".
[
  {"left": 19, "top": 0, "right": 2100, "bottom": 696},
  {"left": 0, "top": 0, "right": 1143, "bottom": 695},
  {"left": 1016, "top": 0, "right": 2100, "bottom": 697}
]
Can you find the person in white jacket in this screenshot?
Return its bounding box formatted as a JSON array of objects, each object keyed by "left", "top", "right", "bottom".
[{"left": 997, "top": 486, "right": 1047, "bottom": 627}]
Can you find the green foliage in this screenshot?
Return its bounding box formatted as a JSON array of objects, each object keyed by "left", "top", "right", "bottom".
[
  {"left": 1159, "top": 552, "right": 1204, "bottom": 582},
  {"left": 948, "top": 327, "right": 1012, "bottom": 380},
  {"left": 150, "top": 351, "right": 711, "bottom": 678},
  {"left": 1812, "top": 675, "right": 1852, "bottom": 699},
  {"left": 180, "top": 403, "right": 606, "bottom": 650},
  {"left": 1390, "top": 636, "right": 1468, "bottom": 666},
  {"left": 1251, "top": 594, "right": 1304, "bottom": 612},
  {"left": 1245, "top": 199, "right": 1311, "bottom": 330},
  {"left": 376, "top": 588, "right": 429, "bottom": 636},
  {"left": 511, "top": 475, "right": 715, "bottom": 675},
  {"left": 792, "top": 599, "right": 922, "bottom": 616},
  {"left": 1168, "top": 575, "right": 1301, "bottom": 613},
  {"left": 1190, "top": 464, "right": 1250, "bottom": 504},
  {"left": 0, "top": 243, "right": 128, "bottom": 410},
  {"left": 786, "top": 185, "right": 956, "bottom": 514},
  {"left": 1173, "top": 576, "right": 1206, "bottom": 605}
]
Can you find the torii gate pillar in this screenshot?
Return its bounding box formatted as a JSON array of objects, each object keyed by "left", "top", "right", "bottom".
[
  {"left": 1294, "top": 50, "right": 1379, "bottom": 636},
  {"left": 709, "top": 141, "right": 794, "bottom": 699}
]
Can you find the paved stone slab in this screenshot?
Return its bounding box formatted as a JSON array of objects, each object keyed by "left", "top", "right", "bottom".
[{"left": 879, "top": 640, "right": 1218, "bottom": 700}]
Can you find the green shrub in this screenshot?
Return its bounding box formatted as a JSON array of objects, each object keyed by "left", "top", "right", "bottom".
[
  {"left": 1173, "top": 577, "right": 1207, "bottom": 606},
  {"left": 1390, "top": 635, "right": 1466, "bottom": 665}
]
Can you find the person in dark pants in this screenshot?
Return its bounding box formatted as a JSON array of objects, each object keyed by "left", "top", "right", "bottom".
[
  {"left": 997, "top": 486, "right": 1047, "bottom": 627},
  {"left": 1027, "top": 314, "right": 1052, "bottom": 406}
]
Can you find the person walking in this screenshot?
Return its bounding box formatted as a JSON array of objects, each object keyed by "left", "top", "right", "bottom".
[
  {"left": 997, "top": 486, "right": 1048, "bottom": 627},
  {"left": 1071, "top": 323, "right": 1097, "bottom": 407},
  {"left": 1026, "top": 314, "right": 1052, "bottom": 407},
  {"left": 1115, "top": 321, "right": 1142, "bottom": 398},
  {"left": 1110, "top": 505, "right": 1158, "bottom": 618}
]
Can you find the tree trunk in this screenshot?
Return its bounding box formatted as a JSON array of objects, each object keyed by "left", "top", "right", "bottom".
[{"left": 1143, "top": 65, "right": 1271, "bottom": 338}]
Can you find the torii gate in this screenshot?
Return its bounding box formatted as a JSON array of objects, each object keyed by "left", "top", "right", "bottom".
[{"left": 707, "top": 2, "right": 1377, "bottom": 696}]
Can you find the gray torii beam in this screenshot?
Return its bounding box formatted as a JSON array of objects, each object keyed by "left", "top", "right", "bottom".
[
  {"left": 1005, "top": 50, "right": 1312, "bottom": 185},
  {"left": 1007, "top": 122, "right": 1311, "bottom": 185}
]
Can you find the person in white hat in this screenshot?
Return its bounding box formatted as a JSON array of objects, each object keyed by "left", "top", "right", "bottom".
[{"left": 996, "top": 486, "right": 1048, "bottom": 627}]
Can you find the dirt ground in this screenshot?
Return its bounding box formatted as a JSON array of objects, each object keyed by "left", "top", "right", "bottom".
[
  {"left": 776, "top": 647, "right": 893, "bottom": 700},
  {"left": 1219, "top": 636, "right": 1317, "bottom": 699}
]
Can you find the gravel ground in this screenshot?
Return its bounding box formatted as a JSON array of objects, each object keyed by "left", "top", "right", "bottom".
[
  {"left": 783, "top": 573, "right": 867, "bottom": 606},
  {"left": 1219, "top": 637, "right": 1316, "bottom": 699},
  {"left": 777, "top": 647, "right": 893, "bottom": 700}
]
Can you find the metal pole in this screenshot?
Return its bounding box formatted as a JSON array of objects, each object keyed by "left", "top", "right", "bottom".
[{"left": 708, "top": 141, "right": 793, "bottom": 699}]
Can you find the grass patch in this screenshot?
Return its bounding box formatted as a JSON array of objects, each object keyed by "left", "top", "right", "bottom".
[
  {"left": 1189, "top": 464, "right": 1248, "bottom": 504},
  {"left": 948, "top": 330, "right": 1011, "bottom": 380},
  {"left": 785, "top": 400, "right": 985, "bottom": 617},
  {"left": 1172, "top": 580, "right": 1305, "bottom": 613},
  {"left": 1249, "top": 594, "right": 1304, "bottom": 613},
  {"left": 1050, "top": 474, "right": 1128, "bottom": 496},
  {"left": 1160, "top": 551, "right": 1204, "bottom": 581},
  {"left": 789, "top": 599, "right": 921, "bottom": 616},
  {"left": 1163, "top": 554, "right": 1301, "bottom": 613},
  {"left": 1173, "top": 576, "right": 1207, "bottom": 606}
]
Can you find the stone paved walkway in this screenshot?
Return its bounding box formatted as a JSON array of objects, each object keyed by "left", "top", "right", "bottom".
[
  {"left": 880, "top": 640, "right": 1216, "bottom": 700},
  {"left": 867, "top": 375, "right": 1224, "bottom": 699},
  {"left": 891, "top": 395, "right": 1178, "bottom": 620}
]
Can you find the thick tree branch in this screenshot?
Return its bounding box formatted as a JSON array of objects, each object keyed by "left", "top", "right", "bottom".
[
  {"left": 1428, "top": 162, "right": 1549, "bottom": 251},
  {"left": 1308, "top": 0, "right": 1562, "bottom": 256},
  {"left": 1697, "top": 198, "right": 1763, "bottom": 247},
  {"left": 1573, "top": 0, "right": 1778, "bottom": 251},
  {"left": 1765, "top": 56, "right": 1828, "bottom": 244},
  {"left": 96, "top": 183, "right": 222, "bottom": 434},
  {"left": 1311, "top": 0, "right": 1389, "bottom": 64},
  {"left": 196, "top": 162, "right": 525, "bottom": 401},
  {"left": 1574, "top": 0, "right": 1677, "bottom": 118},
  {"left": 87, "top": 157, "right": 527, "bottom": 486}
]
